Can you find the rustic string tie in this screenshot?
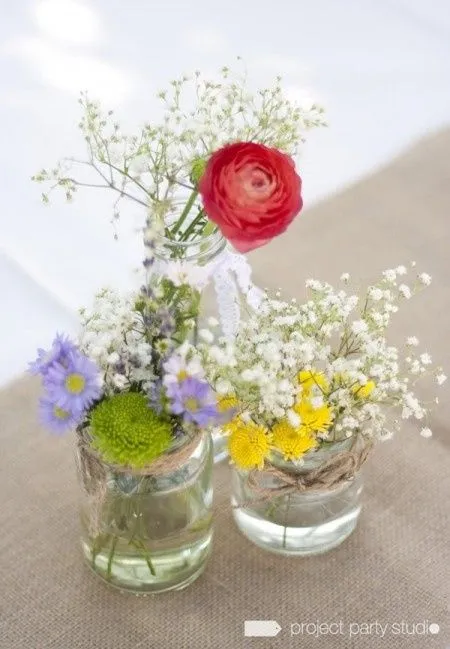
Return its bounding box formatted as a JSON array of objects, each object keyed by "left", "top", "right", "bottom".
[{"left": 237, "top": 443, "right": 372, "bottom": 507}]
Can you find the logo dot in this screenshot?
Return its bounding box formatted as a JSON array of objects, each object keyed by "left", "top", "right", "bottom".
[{"left": 429, "top": 623, "right": 440, "bottom": 635}]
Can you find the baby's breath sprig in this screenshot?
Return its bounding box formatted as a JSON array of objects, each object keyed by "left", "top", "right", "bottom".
[
  {"left": 32, "top": 60, "right": 325, "bottom": 240},
  {"left": 200, "top": 264, "right": 446, "bottom": 466}
]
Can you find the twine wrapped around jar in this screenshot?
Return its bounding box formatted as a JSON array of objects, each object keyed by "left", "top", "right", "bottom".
[
  {"left": 238, "top": 437, "right": 372, "bottom": 507},
  {"left": 75, "top": 428, "right": 203, "bottom": 538}
]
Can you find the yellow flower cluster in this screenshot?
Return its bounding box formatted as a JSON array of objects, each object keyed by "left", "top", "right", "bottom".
[
  {"left": 272, "top": 420, "right": 317, "bottom": 461},
  {"left": 227, "top": 419, "right": 270, "bottom": 469},
  {"left": 225, "top": 369, "right": 376, "bottom": 470}
]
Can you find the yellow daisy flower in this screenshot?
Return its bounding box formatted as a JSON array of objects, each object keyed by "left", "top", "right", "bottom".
[
  {"left": 272, "top": 420, "right": 317, "bottom": 461},
  {"left": 227, "top": 418, "right": 270, "bottom": 470},
  {"left": 352, "top": 380, "right": 375, "bottom": 399},
  {"left": 298, "top": 369, "right": 329, "bottom": 396},
  {"left": 218, "top": 394, "right": 239, "bottom": 413},
  {"left": 294, "top": 399, "right": 334, "bottom": 434}
]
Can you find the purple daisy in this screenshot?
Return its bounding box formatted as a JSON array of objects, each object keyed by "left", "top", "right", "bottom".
[
  {"left": 38, "top": 397, "right": 80, "bottom": 434},
  {"left": 28, "top": 333, "right": 77, "bottom": 377},
  {"left": 45, "top": 350, "right": 102, "bottom": 415},
  {"left": 168, "top": 377, "right": 218, "bottom": 427}
]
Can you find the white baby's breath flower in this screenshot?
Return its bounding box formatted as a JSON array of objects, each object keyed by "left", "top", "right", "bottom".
[
  {"left": 287, "top": 409, "right": 301, "bottom": 428},
  {"left": 406, "top": 336, "right": 419, "bottom": 347},
  {"left": 398, "top": 284, "right": 411, "bottom": 299},
  {"left": 420, "top": 353, "right": 432, "bottom": 365},
  {"left": 383, "top": 269, "right": 397, "bottom": 282},
  {"left": 396, "top": 265, "right": 407, "bottom": 275},
  {"left": 418, "top": 272, "right": 432, "bottom": 286},
  {"left": 107, "top": 351, "right": 120, "bottom": 365},
  {"left": 215, "top": 379, "right": 232, "bottom": 395},
  {"left": 369, "top": 287, "right": 383, "bottom": 301},
  {"left": 305, "top": 279, "right": 323, "bottom": 291},
  {"left": 112, "top": 374, "right": 128, "bottom": 389},
  {"left": 278, "top": 379, "right": 292, "bottom": 392},
  {"left": 420, "top": 427, "right": 433, "bottom": 438},
  {"left": 436, "top": 373, "right": 447, "bottom": 385},
  {"left": 340, "top": 272, "right": 350, "bottom": 283},
  {"left": 351, "top": 320, "right": 368, "bottom": 335},
  {"left": 311, "top": 395, "right": 324, "bottom": 409}
]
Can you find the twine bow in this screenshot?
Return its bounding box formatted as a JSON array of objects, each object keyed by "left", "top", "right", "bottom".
[{"left": 238, "top": 442, "right": 372, "bottom": 506}]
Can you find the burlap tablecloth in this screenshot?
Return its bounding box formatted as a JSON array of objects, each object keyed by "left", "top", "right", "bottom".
[{"left": 1, "top": 129, "right": 449, "bottom": 648}]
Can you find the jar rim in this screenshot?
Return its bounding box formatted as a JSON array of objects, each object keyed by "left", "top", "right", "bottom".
[
  {"left": 154, "top": 226, "right": 224, "bottom": 249},
  {"left": 152, "top": 227, "right": 227, "bottom": 263}
]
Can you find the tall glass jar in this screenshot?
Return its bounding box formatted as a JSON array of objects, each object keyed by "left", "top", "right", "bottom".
[
  {"left": 231, "top": 439, "right": 365, "bottom": 556},
  {"left": 75, "top": 430, "right": 213, "bottom": 594},
  {"left": 149, "top": 229, "right": 234, "bottom": 463}
]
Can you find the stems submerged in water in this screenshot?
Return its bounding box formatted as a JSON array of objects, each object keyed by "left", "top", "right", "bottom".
[
  {"left": 282, "top": 494, "right": 292, "bottom": 549},
  {"left": 106, "top": 536, "right": 118, "bottom": 580}
]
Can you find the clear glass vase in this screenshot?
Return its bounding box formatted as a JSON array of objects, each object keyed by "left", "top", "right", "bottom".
[
  {"left": 150, "top": 229, "right": 233, "bottom": 463},
  {"left": 75, "top": 431, "right": 213, "bottom": 594},
  {"left": 231, "top": 440, "right": 364, "bottom": 556}
]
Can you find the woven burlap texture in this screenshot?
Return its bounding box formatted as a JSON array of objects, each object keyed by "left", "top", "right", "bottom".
[{"left": 1, "top": 128, "right": 450, "bottom": 648}]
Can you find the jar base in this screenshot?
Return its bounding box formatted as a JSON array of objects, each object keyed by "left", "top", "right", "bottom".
[
  {"left": 81, "top": 531, "right": 213, "bottom": 594},
  {"left": 232, "top": 501, "right": 361, "bottom": 556}
]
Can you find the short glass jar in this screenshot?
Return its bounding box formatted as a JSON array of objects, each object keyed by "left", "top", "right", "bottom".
[
  {"left": 231, "top": 439, "right": 365, "bottom": 556},
  {"left": 76, "top": 429, "right": 213, "bottom": 593}
]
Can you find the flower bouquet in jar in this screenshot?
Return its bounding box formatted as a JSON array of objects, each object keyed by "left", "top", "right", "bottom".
[
  {"left": 32, "top": 61, "right": 325, "bottom": 461},
  {"left": 30, "top": 282, "right": 226, "bottom": 593},
  {"left": 200, "top": 267, "right": 446, "bottom": 556}
]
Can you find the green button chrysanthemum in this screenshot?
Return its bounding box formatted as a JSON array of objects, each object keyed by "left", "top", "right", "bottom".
[{"left": 90, "top": 393, "right": 173, "bottom": 468}]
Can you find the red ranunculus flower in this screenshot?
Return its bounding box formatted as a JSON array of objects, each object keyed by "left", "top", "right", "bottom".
[{"left": 198, "top": 142, "right": 302, "bottom": 253}]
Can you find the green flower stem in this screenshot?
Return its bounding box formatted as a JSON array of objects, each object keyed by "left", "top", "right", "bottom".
[
  {"left": 264, "top": 500, "right": 278, "bottom": 521},
  {"left": 180, "top": 210, "right": 206, "bottom": 241},
  {"left": 130, "top": 539, "right": 156, "bottom": 577},
  {"left": 170, "top": 190, "right": 198, "bottom": 237},
  {"left": 106, "top": 536, "right": 118, "bottom": 580},
  {"left": 91, "top": 533, "right": 109, "bottom": 568}
]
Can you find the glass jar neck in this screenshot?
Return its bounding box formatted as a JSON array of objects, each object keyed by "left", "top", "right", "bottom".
[{"left": 153, "top": 229, "right": 226, "bottom": 265}]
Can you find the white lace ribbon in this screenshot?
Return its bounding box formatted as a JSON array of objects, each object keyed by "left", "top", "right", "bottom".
[
  {"left": 155, "top": 246, "right": 264, "bottom": 341},
  {"left": 210, "top": 248, "right": 264, "bottom": 340}
]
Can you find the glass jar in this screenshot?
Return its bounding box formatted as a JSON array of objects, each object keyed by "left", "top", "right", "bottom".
[
  {"left": 75, "top": 430, "right": 213, "bottom": 594},
  {"left": 149, "top": 229, "right": 242, "bottom": 464},
  {"left": 231, "top": 439, "right": 364, "bottom": 556}
]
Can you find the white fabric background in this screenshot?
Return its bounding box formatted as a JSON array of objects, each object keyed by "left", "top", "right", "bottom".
[{"left": 1, "top": 0, "right": 450, "bottom": 386}]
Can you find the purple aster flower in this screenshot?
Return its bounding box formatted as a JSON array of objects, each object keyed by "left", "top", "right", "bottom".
[
  {"left": 45, "top": 350, "right": 102, "bottom": 415},
  {"left": 38, "top": 397, "right": 80, "bottom": 434},
  {"left": 28, "top": 333, "right": 77, "bottom": 377},
  {"left": 168, "top": 377, "right": 218, "bottom": 427}
]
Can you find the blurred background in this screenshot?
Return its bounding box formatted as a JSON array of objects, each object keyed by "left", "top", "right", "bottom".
[{"left": 1, "top": 0, "right": 450, "bottom": 386}]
